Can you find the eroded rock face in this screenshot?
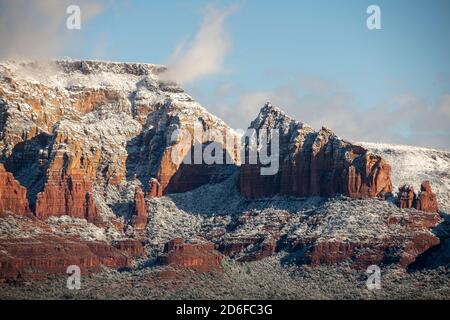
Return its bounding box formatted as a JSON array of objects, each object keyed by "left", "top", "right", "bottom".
[
  {"left": 415, "top": 181, "right": 439, "bottom": 213},
  {"left": 0, "top": 60, "right": 446, "bottom": 280},
  {"left": 132, "top": 185, "right": 148, "bottom": 232},
  {"left": 35, "top": 170, "right": 103, "bottom": 226},
  {"left": 214, "top": 195, "right": 443, "bottom": 269},
  {"left": 0, "top": 164, "right": 31, "bottom": 217},
  {"left": 284, "top": 204, "right": 442, "bottom": 269},
  {"left": 0, "top": 236, "right": 130, "bottom": 282},
  {"left": 396, "top": 181, "right": 439, "bottom": 213},
  {"left": 240, "top": 104, "right": 393, "bottom": 199},
  {"left": 113, "top": 239, "right": 145, "bottom": 257},
  {"left": 298, "top": 233, "right": 440, "bottom": 269},
  {"left": 398, "top": 185, "right": 416, "bottom": 209},
  {"left": 1, "top": 60, "right": 240, "bottom": 225},
  {"left": 157, "top": 238, "right": 223, "bottom": 272},
  {"left": 148, "top": 178, "right": 162, "bottom": 198},
  {"left": 130, "top": 103, "right": 240, "bottom": 196}
]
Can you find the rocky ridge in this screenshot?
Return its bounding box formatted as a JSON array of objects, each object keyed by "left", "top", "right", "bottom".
[
  {"left": 240, "top": 104, "right": 393, "bottom": 199},
  {"left": 0, "top": 60, "right": 448, "bottom": 285}
]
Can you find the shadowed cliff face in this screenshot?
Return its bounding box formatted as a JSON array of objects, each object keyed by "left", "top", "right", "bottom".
[{"left": 240, "top": 103, "right": 393, "bottom": 200}]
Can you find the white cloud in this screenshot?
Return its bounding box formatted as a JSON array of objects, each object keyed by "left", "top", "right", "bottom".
[{"left": 161, "top": 4, "right": 237, "bottom": 84}]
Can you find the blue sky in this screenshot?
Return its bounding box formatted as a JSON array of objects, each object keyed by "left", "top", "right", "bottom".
[
  {"left": 1, "top": 0, "right": 449, "bottom": 149},
  {"left": 72, "top": 0, "right": 450, "bottom": 103}
]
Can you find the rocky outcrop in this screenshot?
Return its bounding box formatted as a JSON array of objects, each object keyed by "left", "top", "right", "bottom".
[
  {"left": 132, "top": 103, "right": 240, "bottom": 196},
  {"left": 113, "top": 239, "right": 145, "bottom": 257},
  {"left": 398, "top": 184, "right": 416, "bottom": 209},
  {"left": 0, "top": 59, "right": 446, "bottom": 281},
  {"left": 35, "top": 170, "right": 103, "bottom": 226},
  {"left": 240, "top": 104, "right": 393, "bottom": 199},
  {"left": 415, "top": 181, "right": 439, "bottom": 213},
  {"left": 0, "top": 164, "right": 31, "bottom": 217},
  {"left": 0, "top": 236, "right": 130, "bottom": 282},
  {"left": 299, "top": 233, "right": 440, "bottom": 269},
  {"left": 283, "top": 204, "right": 442, "bottom": 269},
  {"left": 157, "top": 238, "right": 223, "bottom": 272},
  {"left": 396, "top": 181, "right": 439, "bottom": 213},
  {"left": 148, "top": 178, "right": 162, "bottom": 198},
  {"left": 132, "top": 185, "right": 148, "bottom": 232},
  {"left": 1, "top": 59, "right": 240, "bottom": 221}
]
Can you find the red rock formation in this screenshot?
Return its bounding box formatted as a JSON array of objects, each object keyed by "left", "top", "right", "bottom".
[
  {"left": 415, "top": 181, "right": 439, "bottom": 213},
  {"left": 284, "top": 206, "right": 442, "bottom": 269},
  {"left": 35, "top": 170, "right": 103, "bottom": 226},
  {"left": 240, "top": 104, "right": 393, "bottom": 200},
  {"left": 398, "top": 184, "right": 416, "bottom": 209},
  {"left": 71, "top": 89, "right": 122, "bottom": 114},
  {"left": 0, "top": 164, "right": 31, "bottom": 217},
  {"left": 157, "top": 238, "right": 223, "bottom": 272},
  {"left": 113, "top": 239, "right": 144, "bottom": 257},
  {"left": 148, "top": 178, "right": 162, "bottom": 198},
  {"left": 132, "top": 185, "right": 148, "bottom": 232},
  {"left": 0, "top": 236, "right": 130, "bottom": 282},
  {"left": 300, "top": 233, "right": 440, "bottom": 269},
  {"left": 396, "top": 181, "right": 439, "bottom": 213},
  {"left": 344, "top": 154, "right": 393, "bottom": 199},
  {"left": 154, "top": 141, "right": 238, "bottom": 195}
]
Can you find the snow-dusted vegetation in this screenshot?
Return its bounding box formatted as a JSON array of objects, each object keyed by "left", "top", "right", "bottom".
[
  {"left": 362, "top": 142, "right": 450, "bottom": 213},
  {"left": 1, "top": 256, "right": 448, "bottom": 300}
]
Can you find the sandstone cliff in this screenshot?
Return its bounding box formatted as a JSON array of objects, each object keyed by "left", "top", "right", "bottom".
[
  {"left": 0, "top": 164, "right": 31, "bottom": 217},
  {"left": 240, "top": 103, "right": 393, "bottom": 199},
  {"left": 0, "top": 60, "right": 240, "bottom": 224}
]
